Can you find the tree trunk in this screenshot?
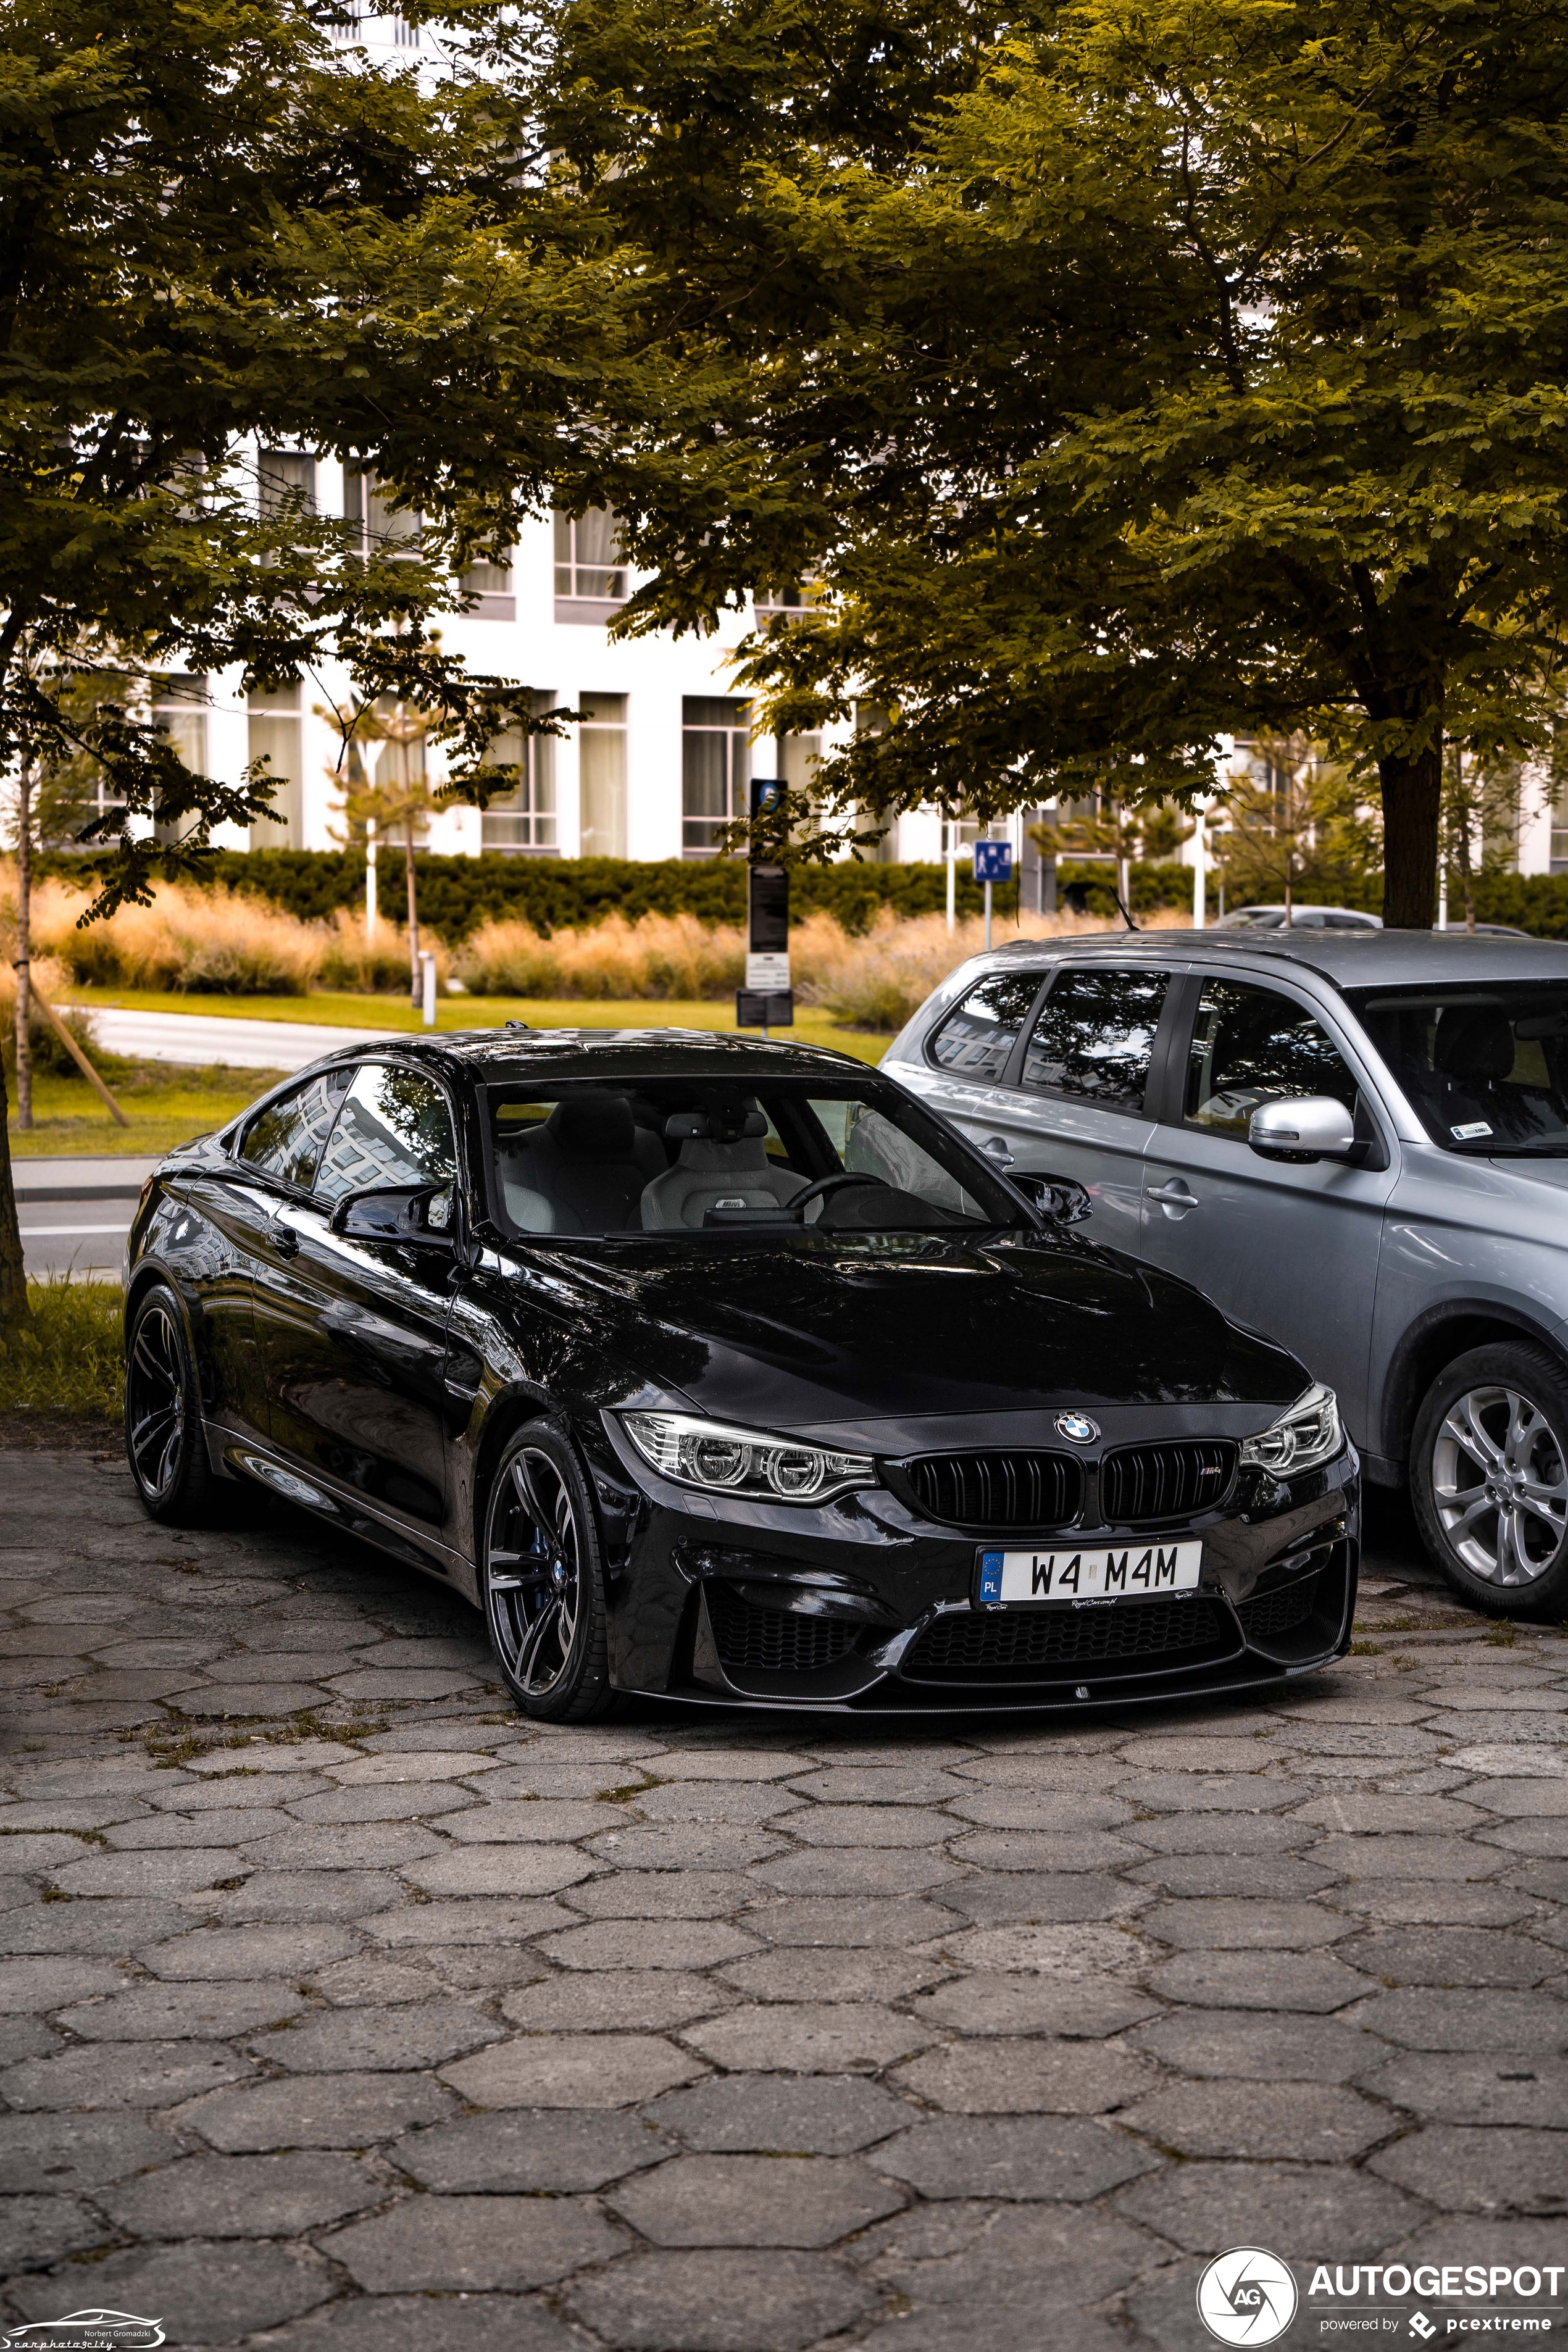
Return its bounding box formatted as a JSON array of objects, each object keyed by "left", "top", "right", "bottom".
[
  {"left": 0, "top": 1064, "right": 27, "bottom": 1328},
  {"left": 14, "top": 764, "right": 32, "bottom": 1128},
  {"left": 1381, "top": 707, "right": 1444, "bottom": 930}
]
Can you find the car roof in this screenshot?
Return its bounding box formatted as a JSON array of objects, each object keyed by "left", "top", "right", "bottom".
[
  {"left": 303, "top": 1027, "right": 875, "bottom": 1085},
  {"left": 979, "top": 927, "right": 1568, "bottom": 988}
]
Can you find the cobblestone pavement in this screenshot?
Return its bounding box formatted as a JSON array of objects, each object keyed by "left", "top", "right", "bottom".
[{"left": 2, "top": 1451, "right": 1567, "bottom": 2352}]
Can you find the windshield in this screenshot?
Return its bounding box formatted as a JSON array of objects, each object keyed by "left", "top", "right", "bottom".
[
  {"left": 1348, "top": 982, "right": 1568, "bottom": 1154},
  {"left": 486, "top": 1076, "right": 1021, "bottom": 1237}
]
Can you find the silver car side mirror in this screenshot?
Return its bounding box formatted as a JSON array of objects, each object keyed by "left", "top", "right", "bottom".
[{"left": 1248, "top": 1096, "right": 1357, "bottom": 1164}]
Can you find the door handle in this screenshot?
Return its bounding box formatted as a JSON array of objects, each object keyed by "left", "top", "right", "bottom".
[
  {"left": 267, "top": 1220, "right": 300, "bottom": 1258},
  {"left": 1150, "top": 1178, "right": 1198, "bottom": 1218},
  {"left": 980, "top": 1135, "right": 1015, "bottom": 1167}
]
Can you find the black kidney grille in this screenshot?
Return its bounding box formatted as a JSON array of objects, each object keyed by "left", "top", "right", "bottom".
[
  {"left": 1100, "top": 1440, "right": 1236, "bottom": 1525},
  {"left": 1237, "top": 1572, "right": 1322, "bottom": 1643},
  {"left": 903, "top": 1451, "right": 1083, "bottom": 1530},
  {"left": 902, "top": 1594, "right": 1227, "bottom": 1681},
  {"left": 707, "top": 1587, "right": 859, "bottom": 1677}
]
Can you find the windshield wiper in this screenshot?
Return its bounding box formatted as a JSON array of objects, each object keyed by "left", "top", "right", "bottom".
[{"left": 1469, "top": 1140, "right": 1568, "bottom": 1157}]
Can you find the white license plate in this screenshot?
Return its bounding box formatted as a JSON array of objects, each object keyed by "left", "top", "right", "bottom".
[{"left": 975, "top": 1541, "right": 1203, "bottom": 1606}]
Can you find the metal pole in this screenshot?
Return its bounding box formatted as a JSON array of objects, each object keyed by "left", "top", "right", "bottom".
[
  {"left": 1192, "top": 804, "right": 1207, "bottom": 930},
  {"left": 946, "top": 830, "right": 956, "bottom": 935},
  {"left": 420, "top": 949, "right": 436, "bottom": 1027},
  {"left": 984, "top": 877, "right": 993, "bottom": 953},
  {"left": 365, "top": 816, "right": 377, "bottom": 940}
]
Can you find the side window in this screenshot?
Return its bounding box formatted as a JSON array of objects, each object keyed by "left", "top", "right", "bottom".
[
  {"left": 1185, "top": 980, "right": 1359, "bottom": 1137},
  {"left": 925, "top": 972, "right": 1045, "bottom": 1082},
  {"left": 237, "top": 1068, "right": 351, "bottom": 1190},
  {"left": 315, "top": 1064, "right": 457, "bottom": 1204},
  {"left": 1020, "top": 968, "right": 1170, "bottom": 1111}
]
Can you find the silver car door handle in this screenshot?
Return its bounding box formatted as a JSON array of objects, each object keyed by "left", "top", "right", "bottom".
[
  {"left": 980, "top": 1135, "right": 1015, "bottom": 1167},
  {"left": 1149, "top": 1178, "right": 1198, "bottom": 1217}
]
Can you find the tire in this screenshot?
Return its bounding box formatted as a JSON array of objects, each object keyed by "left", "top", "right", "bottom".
[
  {"left": 1411, "top": 1341, "right": 1568, "bottom": 1617},
  {"left": 124, "top": 1282, "right": 222, "bottom": 1526},
  {"left": 480, "top": 1423, "right": 616, "bottom": 1720}
]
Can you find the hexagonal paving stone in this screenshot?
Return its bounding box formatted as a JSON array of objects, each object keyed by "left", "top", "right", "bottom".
[
  {"left": 564, "top": 2248, "right": 877, "bottom": 2352},
  {"left": 607, "top": 2151, "right": 906, "bottom": 2246},
  {"left": 101, "top": 2151, "right": 390, "bottom": 2237},
  {"left": 1369, "top": 2124, "right": 1568, "bottom": 2214},
  {"left": 399, "top": 2108, "right": 675, "bottom": 2191},
  {"left": 1121, "top": 2079, "right": 1388, "bottom": 2162},
  {"left": 1337, "top": 1927, "right": 1561, "bottom": 1987},
  {"left": 680, "top": 2003, "right": 930, "bottom": 2075},
  {"left": 178, "top": 2069, "right": 459, "bottom": 2152},
  {"left": 254, "top": 2002, "right": 503, "bottom": 2073},
  {"left": 1350, "top": 1987, "right": 1568, "bottom": 2051},
  {"left": 441, "top": 2032, "right": 706, "bottom": 2110},
  {"left": 869, "top": 2115, "right": 1158, "bottom": 2201},
  {"left": 1, "top": 2239, "right": 332, "bottom": 2345},
  {"left": 1116, "top": 2159, "right": 1427, "bottom": 2256},
  {"left": 647, "top": 2074, "right": 911, "bottom": 2155},
  {"left": 1130, "top": 2008, "right": 1385, "bottom": 2083},
  {"left": 325, "top": 2193, "right": 623, "bottom": 2290},
  {"left": 894, "top": 2037, "right": 1157, "bottom": 2116}
]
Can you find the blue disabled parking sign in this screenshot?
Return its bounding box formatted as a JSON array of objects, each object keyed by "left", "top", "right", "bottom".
[{"left": 972, "top": 840, "right": 1013, "bottom": 883}]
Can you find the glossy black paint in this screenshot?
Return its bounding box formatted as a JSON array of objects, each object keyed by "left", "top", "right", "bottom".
[{"left": 126, "top": 1028, "right": 1359, "bottom": 1712}]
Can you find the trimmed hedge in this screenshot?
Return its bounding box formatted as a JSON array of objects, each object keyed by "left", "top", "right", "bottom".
[
  {"left": 35, "top": 846, "right": 1568, "bottom": 939},
  {"left": 38, "top": 849, "right": 1013, "bottom": 938}
]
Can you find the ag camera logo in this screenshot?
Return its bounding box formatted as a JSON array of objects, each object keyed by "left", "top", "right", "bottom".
[{"left": 1197, "top": 2248, "right": 1299, "bottom": 2345}]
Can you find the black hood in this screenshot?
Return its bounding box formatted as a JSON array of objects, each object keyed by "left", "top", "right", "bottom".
[{"left": 501, "top": 1229, "right": 1307, "bottom": 1436}]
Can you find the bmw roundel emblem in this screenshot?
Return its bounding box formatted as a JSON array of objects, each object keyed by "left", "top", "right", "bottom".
[{"left": 1056, "top": 1411, "right": 1099, "bottom": 1445}]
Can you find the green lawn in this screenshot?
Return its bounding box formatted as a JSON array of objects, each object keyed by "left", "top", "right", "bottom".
[
  {"left": 7, "top": 1061, "right": 293, "bottom": 1159},
  {"left": 10, "top": 995, "right": 888, "bottom": 1157},
  {"left": 65, "top": 983, "right": 890, "bottom": 1059}
]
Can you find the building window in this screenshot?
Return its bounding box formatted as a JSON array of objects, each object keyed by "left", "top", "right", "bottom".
[
  {"left": 151, "top": 675, "right": 208, "bottom": 846},
  {"left": 554, "top": 509, "right": 627, "bottom": 617},
  {"left": 481, "top": 703, "right": 557, "bottom": 854},
  {"left": 682, "top": 696, "right": 750, "bottom": 856},
  {"left": 579, "top": 693, "right": 628, "bottom": 859},
  {"left": 248, "top": 678, "right": 301, "bottom": 849},
  {"left": 392, "top": 10, "right": 419, "bottom": 40},
  {"left": 344, "top": 464, "right": 420, "bottom": 557},
  {"left": 257, "top": 450, "right": 314, "bottom": 520},
  {"left": 461, "top": 554, "right": 515, "bottom": 622}
]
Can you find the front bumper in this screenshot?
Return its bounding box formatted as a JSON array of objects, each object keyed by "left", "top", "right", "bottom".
[{"left": 589, "top": 1427, "right": 1361, "bottom": 1714}]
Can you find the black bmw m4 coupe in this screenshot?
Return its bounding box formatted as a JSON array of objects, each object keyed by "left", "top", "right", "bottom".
[{"left": 122, "top": 1027, "right": 1359, "bottom": 1719}]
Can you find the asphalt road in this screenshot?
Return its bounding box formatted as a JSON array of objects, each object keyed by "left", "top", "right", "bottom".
[
  {"left": 66, "top": 1006, "right": 399, "bottom": 1071},
  {"left": 1, "top": 1449, "right": 1559, "bottom": 2352}
]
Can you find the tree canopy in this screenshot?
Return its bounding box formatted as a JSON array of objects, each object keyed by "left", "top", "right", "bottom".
[
  {"left": 515, "top": 0, "right": 1568, "bottom": 925},
  {"left": 0, "top": 0, "right": 632, "bottom": 1316}
]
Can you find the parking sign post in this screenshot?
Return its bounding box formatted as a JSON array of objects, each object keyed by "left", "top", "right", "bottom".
[
  {"left": 972, "top": 838, "right": 1013, "bottom": 951},
  {"left": 741, "top": 778, "right": 792, "bottom": 1038}
]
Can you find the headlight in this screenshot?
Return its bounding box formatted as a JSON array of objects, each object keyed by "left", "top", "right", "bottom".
[
  {"left": 621, "top": 1411, "right": 876, "bottom": 1504},
  {"left": 1238, "top": 1383, "right": 1343, "bottom": 1477}
]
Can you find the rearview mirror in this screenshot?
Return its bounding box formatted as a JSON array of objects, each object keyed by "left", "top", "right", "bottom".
[
  {"left": 1248, "top": 1098, "right": 1356, "bottom": 1164},
  {"left": 332, "top": 1183, "right": 455, "bottom": 1244},
  {"left": 1011, "top": 1171, "right": 1093, "bottom": 1224}
]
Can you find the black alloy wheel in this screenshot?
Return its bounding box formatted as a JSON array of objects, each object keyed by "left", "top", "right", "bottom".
[
  {"left": 481, "top": 1425, "right": 614, "bottom": 1720},
  {"left": 1412, "top": 1340, "right": 1568, "bottom": 1617},
  {"left": 124, "top": 1282, "right": 220, "bottom": 1525}
]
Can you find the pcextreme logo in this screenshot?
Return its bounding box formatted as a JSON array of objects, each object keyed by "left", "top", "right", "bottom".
[{"left": 1198, "top": 2248, "right": 1301, "bottom": 2345}]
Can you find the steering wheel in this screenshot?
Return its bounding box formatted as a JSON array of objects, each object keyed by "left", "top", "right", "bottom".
[{"left": 790, "top": 1170, "right": 888, "bottom": 1219}]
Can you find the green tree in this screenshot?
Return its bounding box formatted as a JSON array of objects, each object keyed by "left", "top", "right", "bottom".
[
  {"left": 0, "top": 0, "right": 612, "bottom": 1322},
  {"left": 522, "top": 0, "right": 1568, "bottom": 920}
]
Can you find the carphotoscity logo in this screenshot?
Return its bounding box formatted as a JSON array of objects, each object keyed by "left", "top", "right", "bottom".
[
  {"left": 1197, "top": 2248, "right": 1299, "bottom": 2346},
  {"left": 0, "top": 2316, "right": 164, "bottom": 2351},
  {"left": 1055, "top": 1411, "right": 1099, "bottom": 1445}
]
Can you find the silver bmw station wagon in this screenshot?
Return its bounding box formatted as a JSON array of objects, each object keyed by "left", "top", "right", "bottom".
[{"left": 888, "top": 927, "right": 1568, "bottom": 1617}]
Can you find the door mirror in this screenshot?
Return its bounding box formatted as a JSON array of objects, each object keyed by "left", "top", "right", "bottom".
[
  {"left": 1248, "top": 1098, "right": 1356, "bottom": 1164},
  {"left": 1011, "top": 1170, "right": 1093, "bottom": 1224},
  {"left": 331, "top": 1182, "right": 455, "bottom": 1244}
]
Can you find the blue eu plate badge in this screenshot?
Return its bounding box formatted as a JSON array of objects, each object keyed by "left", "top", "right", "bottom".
[{"left": 978, "top": 1552, "right": 1006, "bottom": 1606}]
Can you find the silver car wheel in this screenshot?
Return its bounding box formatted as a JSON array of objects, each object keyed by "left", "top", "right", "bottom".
[
  {"left": 1431, "top": 1382, "right": 1568, "bottom": 1586},
  {"left": 485, "top": 1447, "right": 582, "bottom": 1696}
]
